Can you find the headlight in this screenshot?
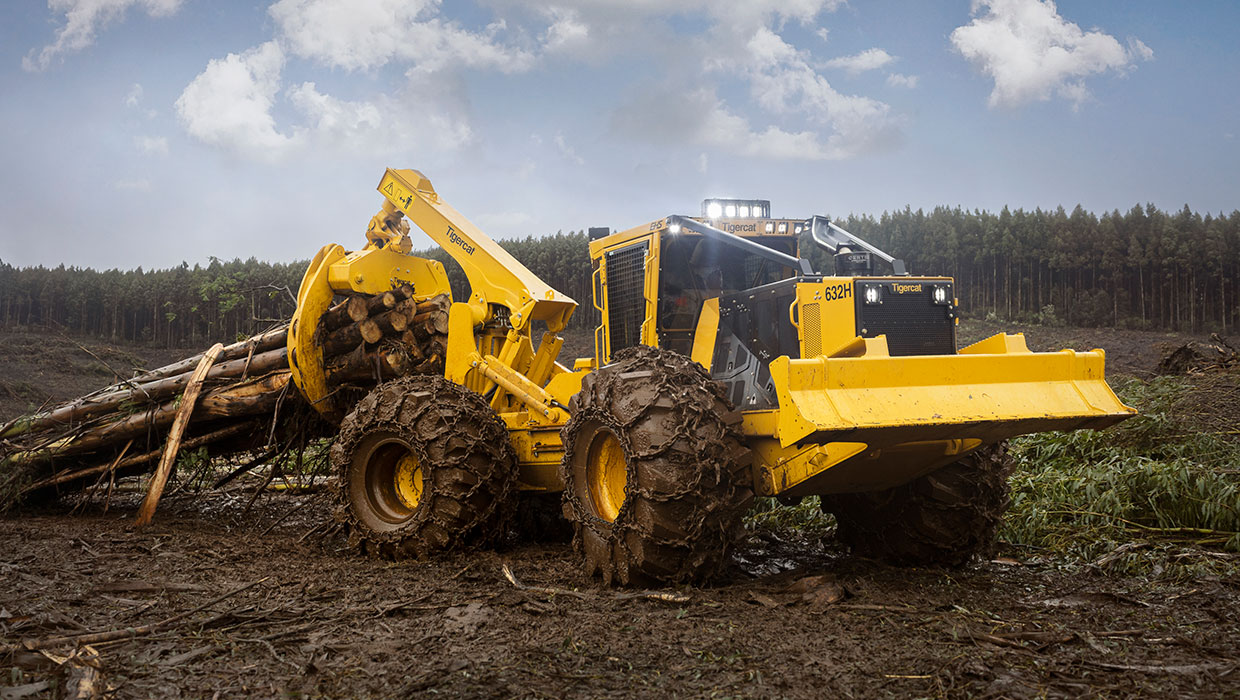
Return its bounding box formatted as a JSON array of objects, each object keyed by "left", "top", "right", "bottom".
[
  {"left": 706, "top": 202, "right": 723, "bottom": 218},
  {"left": 863, "top": 284, "right": 882, "bottom": 305},
  {"left": 932, "top": 284, "right": 951, "bottom": 305},
  {"left": 668, "top": 221, "right": 681, "bottom": 234},
  {"left": 738, "top": 205, "right": 750, "bottom": 217},
  {"left": 725, "top": 205, "right": 736, "bottom": 217}
]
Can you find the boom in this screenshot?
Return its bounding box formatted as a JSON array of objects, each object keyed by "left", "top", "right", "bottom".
[{"left": 370, "top": 169, "right": 576, "bottom": 332}]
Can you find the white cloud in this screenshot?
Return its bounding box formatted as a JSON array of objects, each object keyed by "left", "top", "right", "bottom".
[
  {"left": 614, "top": 87, "right": 846, "bottom": 161},
  {"left": 286, "top": 77, "right": 472, "bottom": 154},
  {"left": 1127, "top": 37, "right": 1154, "bottom": 62},
  {"left": 24, "top": 0, "right": 182, "bottom": 71},
  {"left": 542, "top": 8, "right": 590, "bottom": 55},
  {"left": 269, "top": 0, "right": 534, "bottom": 73},
  {"left": 731, "top": 28, "right": 900, "bottom": 158},
  {"left": 174, "top": 42, "right": 299, "bottom": 161},
  {"left": 825, "top": 48, "right": 895, "bottom": 75},
  {"left": 135, "top": 135, "right": 168, "bottom": 155},
  {"left": 886, "top": 73, "right": 918, "bottom": 88},
  {"left": 950, "top": 0, "right": 1152, "bottom": 109}
]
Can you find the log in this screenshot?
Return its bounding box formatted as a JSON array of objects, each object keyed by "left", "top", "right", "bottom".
[
  {"left": 4, "top": 348, "right": 290, "bottom": 439},
  {"left": 136, "top": 343, "right": 224, "bottom": 526},
  {"left": 327, "top": 347, "right": 411, "bottom": 385},
  {"left": 126, "top": 326, "right": 286, "bottom": 385},
  {"left": 365, "top": 291, "right": 398, "bottom": 316},
  {"left": 0, "top": 327, "right": 288, "bottom": 440},
  {"left": 319, "top": 296, "right": 365, "bottom": 332},
  {"left": 411, "top": 305, "right": 449, "bottom": 335},
  {"left": 400, "top": 331, "right": 424, "bottom": 361},
  {"left": 359, "top": 318, "right": 383, "bottom": 345},
  {"left": 19, "top": 422, "right": 260, "bottom": 495},
  {"left": 373, "top": 302, "right": 410, "bottom": 334},
  {"left": 3, "top": 373, "right": 292, "bottom": 469}
]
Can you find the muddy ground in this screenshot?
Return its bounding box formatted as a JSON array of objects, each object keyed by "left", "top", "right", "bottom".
[{"left": 2, "top": 323, "right": 1238, "bottom": 698}]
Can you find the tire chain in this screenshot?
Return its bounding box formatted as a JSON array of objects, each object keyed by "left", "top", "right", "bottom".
[
  {"left": 332, "top": 375, "right": 516, "bottom": 559},
  {"left": 561, "top": 346, "right": 753, "bottom": 585}
]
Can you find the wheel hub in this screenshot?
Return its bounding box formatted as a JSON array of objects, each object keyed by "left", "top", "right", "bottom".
[
  {"left": 587, "top": 431, "right": 627, "bottom": 522},
  {"left": 394, "top": 453, "right": 424, "bottom": 510}
]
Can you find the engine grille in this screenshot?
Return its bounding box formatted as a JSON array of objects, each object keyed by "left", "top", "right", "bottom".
[
  {"left": 854, "top": 280, "right": 956, "bottom": 356},
  {"left": 604, "top": 243, "right": 648, "bottom": 358}
]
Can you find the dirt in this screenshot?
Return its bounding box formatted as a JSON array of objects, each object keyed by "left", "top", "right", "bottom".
[
  {"left": 3, "top": 497, "right": 1237, "bottom": 698},
  {"left": 0, "top": 329, "right": 197, "bottom": 424},
  {"left": 3, "top": 322, "right": 1239, "bottom": 698}
]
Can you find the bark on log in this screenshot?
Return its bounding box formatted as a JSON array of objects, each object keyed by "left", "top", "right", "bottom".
[
  {"left": 322, "top": 322, "right": 366, "bottom": 358},
  {"left": 126, "top": 326, "right": 286, "bottom": 385},
  {"left": 0, "top": 328, "right": 288, "bottom": 441},
  {"left": 136, "top": 342, "right": 224, "bottom": 527},
  {"left": 2, "top": 348, "right": 290, "bottom": 438},
  {"left": 20, "top": 422, "right": 260, "bottom": 495},
  {"left": 320, "top": 297, "right": 364, "bottom": 332},
  {"left": 2, "top": 372, "right": 291, "bottom": 468}
]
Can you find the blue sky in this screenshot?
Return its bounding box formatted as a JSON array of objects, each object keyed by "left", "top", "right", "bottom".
[{"left": 1, "top": 0, "right": 1236, "bottom": 270}]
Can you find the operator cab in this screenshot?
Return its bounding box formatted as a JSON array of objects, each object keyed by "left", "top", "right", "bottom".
[{"left": 589, "top": 198, "right": 953, "bottom": 409}]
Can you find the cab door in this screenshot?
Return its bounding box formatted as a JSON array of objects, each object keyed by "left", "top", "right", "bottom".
[{"left": 594, "top": 236, "right": 654, "bottom": 364}]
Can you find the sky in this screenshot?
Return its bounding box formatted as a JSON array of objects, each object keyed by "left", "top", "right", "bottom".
[{"left": 1, "top": 0, "right": 1237, "bottom": 270}]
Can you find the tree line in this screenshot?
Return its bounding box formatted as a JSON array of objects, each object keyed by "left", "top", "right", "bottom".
[
  {"left": 1, "top": 203, "right": 1236, "bottom": 347},
  {"left": 820, "top": 204, "right": 1239, "bottom": 333}
]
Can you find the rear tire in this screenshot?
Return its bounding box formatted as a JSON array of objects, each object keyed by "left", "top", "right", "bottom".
[
  {"left": 560, "top": 346, "right": 752, "bottom": 586},
  {"left": 332, "top": 376, "right": 516, "bottom": 559},
  {"left": 823, "top": 442, "right": 1014, "bottom": 567}
]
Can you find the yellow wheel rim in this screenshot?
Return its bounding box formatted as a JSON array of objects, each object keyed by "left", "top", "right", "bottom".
[
  {"left": 394, "top": 453, "right": 424, "bottom": 510},
  {"left": 587, "top": 431, "right": 627, "bottom": 522}
]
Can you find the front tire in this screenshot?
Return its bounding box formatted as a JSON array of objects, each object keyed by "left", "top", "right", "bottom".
[
  {"left": 823, "top": 442, "right": 1015, "bottom": 566},
  {"left": 560, "top": 346, "right": 752, "bottom": 586},
  {"left": 332, "top": 376, "right": 516, "bottom": 559}
]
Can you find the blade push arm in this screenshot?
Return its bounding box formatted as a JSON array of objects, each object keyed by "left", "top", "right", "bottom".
[{"left": 371, "top": 169, "right": 576, "bottom": 332}]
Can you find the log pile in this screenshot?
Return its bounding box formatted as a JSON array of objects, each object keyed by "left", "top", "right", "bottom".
[{"left": 0, "top": 289, "right": 451, "bottom": 510}]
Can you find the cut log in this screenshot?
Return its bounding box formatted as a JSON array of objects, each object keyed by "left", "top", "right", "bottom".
[
  {"left": 411, "top": 308, "right": 449, "bottom": 335},
  {"left": 359, "top": 318, "right": 383, "bottom": 345},
  {"left": 373, "top": 302, "right": 411, "bottom": 334},
  {"left": 320, "top": 296, "right": 365, "bottom": 332},
  {"left": 136, "top": 342, "right": 224, "bottom": 526}
]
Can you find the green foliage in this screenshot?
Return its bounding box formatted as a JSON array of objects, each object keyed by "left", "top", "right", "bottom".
[
  {"left": 744, "top": 496, "right": 835, "bottom": 535},
  {"left": 1004, "top": 376, "right": 1240, "bottom": 575}
]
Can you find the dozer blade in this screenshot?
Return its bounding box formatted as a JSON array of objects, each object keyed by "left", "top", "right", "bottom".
[{"left": 767, "top": 333, "right": 1136, "bottom": 450}]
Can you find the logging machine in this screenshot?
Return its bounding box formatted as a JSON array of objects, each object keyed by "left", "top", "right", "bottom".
[{"left": 288, "top": 168, "right": 1135, "bottom": 584}]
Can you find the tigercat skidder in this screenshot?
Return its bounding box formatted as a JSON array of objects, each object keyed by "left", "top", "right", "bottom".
[{"left": 290, "top": 168, "right": 1135, "bottom": 585}]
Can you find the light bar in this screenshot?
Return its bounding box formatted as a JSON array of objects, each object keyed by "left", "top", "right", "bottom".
[{"left": 701, "top": 198, "right": 771, "bottom": 219}]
